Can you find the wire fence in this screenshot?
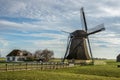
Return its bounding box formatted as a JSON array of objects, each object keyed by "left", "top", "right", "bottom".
[{"left": 0, "top": 62, "right": 69, "bottom": 72}]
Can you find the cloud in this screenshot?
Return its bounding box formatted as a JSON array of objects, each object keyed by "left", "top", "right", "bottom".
[
  {"left": 0, "top": 20, "right": 56, "bottom": 31},
  {"left": 0, "top": 0, "right": 120, "bottom": 20},
  {"left": 90, "top": 31, "right": 120, "bottom": 48},
  {"left": 113, "top": 23, "right": 120, "bottom": 26},
  {"left": 8, "top": 1, "right": 26, "bottom": 14},
  {"left": 0, "top": 38, "right": 9, "bottom": 47},
  {"left": 0, "top": 20, "right": 21, "bottom": 27},
  {"left": 98, "top": 6, "right": 120, "bottom": 17},
  {"left": 31, "top": 39, "right": 67, "bottom": 58}
]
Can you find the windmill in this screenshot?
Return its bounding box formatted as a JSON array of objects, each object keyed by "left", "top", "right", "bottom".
[{"left": 62, "top": 7, "right": 105, "bottom": 64}]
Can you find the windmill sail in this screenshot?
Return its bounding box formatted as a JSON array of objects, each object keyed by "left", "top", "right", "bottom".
[
  {"left": 88, "top": 24, "right": 105, "bottom": 35},
  {"left": 80, "top": 7, "right": 88, "bottom": 31},
  {"left": 62, "top": 35, "right": 71, "bottom": 62}
]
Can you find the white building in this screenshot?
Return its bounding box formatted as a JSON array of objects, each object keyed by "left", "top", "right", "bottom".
[{"left": 6, "top": 49, "right": 31, "bottom": 62}]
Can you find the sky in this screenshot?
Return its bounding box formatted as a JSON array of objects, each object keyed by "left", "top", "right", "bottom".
[{"left": 0, "top": 0, "right": 120, "bottom": 59}]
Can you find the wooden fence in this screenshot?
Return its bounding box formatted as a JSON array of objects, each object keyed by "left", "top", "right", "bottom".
[{"left": 0, "top": 62, "right": 69, "bottom": 72}]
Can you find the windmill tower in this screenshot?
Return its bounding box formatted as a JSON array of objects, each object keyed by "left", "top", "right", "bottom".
[{"left": 62, "top": 7, "right": 105, "bottom": 64}]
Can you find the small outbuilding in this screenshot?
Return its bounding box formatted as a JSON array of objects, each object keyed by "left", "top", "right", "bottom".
[
  {"left": 6, "top": 49, "right": 31, "bottom": 62},
  {"left": 116, "top": 54, "right": 120, "bottom": 62}
]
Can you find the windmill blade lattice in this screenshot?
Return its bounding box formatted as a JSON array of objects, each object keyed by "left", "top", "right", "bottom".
[{"left": 80, "top": 7, "right": 88, "bottom": 31}]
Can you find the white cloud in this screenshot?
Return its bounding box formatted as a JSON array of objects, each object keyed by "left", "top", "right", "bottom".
[
  {"left": 90, "top": 31, "right": 120, "bottom": 48},
  {"left": 8, "top": 1, "right": 27, "bottom": 14},
  {"left": 0, "top": 38, "right": 9, "bottom": 47},
  {"left": 112, "top": 23, "right": 120, "bottom": 28},
  {"left": 25, "top": 39, "right": 67, "bottom": 58},
  {"left": 30, "top": 33, "right": 67, "bottom": 39},
  {"left": 0, "top": 20, "right": 57, "bottom": 31},
  {"left": 99, "top": 7, "right": 120, "bottom": 17},
  {"left": 0, "top": 20, "right": 21, "bottom": 27},
  {"left": 0, "top": 0, "right": 120, "bottom": 19}
]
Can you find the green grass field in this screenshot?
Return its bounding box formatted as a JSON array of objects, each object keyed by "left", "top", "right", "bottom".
[
  {"left": 0, "top": 60, "right": 120, "bottom": 80},
  {"left": 0, "top": 57, "right": 6, "bottom": 61}
]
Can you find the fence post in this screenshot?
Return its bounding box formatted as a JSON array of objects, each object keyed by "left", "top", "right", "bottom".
[
  {"left": 38, "top": 63, "right": 40, "bottom": 70},
  {"left": 60, "top": 63, "right": 61, "bottom": 68},
  {"left": 55, "top": 62, "right": 57, "bottom": 69},
  {"left": 26, "top": 63, "right": 27, "bottom": 70},
  {"left": 41, "top": 63, "right": 43, "bottom": 70},
  {"left": 64, "top": 63, "right": 66, "bottom": 68},
  {"left": 62, "top": 63, "right": 64, "bottom": 68},
  {"left": 49, "top": 62, "right": 52, "bottom": 69},
  {"left": 67, "top": 63, "right": 69, "bottom": 67},
  {"left": 36, "top": 62, "right": 38, "bottom": 69},
  {"left": 46, "top": 62, "right": 48, "bottom": 69},
  {"left": 44, "top": 63, "right": 46, "bottom": 70},
  {"left": 53, "top": 62, "right": 55, "bottom": 69},
  {"left": 19, "top": 63, "right": 22, "bottom": 70},
  {"left": 31, "top": 63, "right": 32, "bottom": 69},
  {"left": 65, "top": 63, "right": 67, "bottom": 68},
  {"left": 13, "top": 63, "right": 14, "bottom": 71},
  {"left": 56, "top": 62, "right": 58, "bottom": 69},
  {"left": 6, "top": 64, "right": 8, "bottom": 71}
]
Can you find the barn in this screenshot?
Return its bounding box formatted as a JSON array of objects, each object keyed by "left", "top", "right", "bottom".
[
  {"left": 6, "top": 49, "right": 31, "bottom": 62},
  {"left": 117, "top": 54, "right": 120, "bottom": 62}
]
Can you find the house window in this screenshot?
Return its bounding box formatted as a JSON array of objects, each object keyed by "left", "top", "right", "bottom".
[
  {"left": 17, "top": 57, "right": 24, "bottom": 61},
  {"left": 12, "top": 57, "right": 15, "bottom": 61},
  {"left": 7, "top": 57, "right": 10, "bottom": 61}
]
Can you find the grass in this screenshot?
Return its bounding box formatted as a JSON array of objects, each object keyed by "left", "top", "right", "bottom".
[
  {"left": 0, "top": 70, "right": 119, "bottom": 80},
  {"left": 0, "top": 60, "right": 120, "bottom": 80},
  {"left": 0, "top": 57, "right": 6, "bottom": 62}
]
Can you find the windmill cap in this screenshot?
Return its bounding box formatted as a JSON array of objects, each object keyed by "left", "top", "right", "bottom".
[{"left": 71, "top": 30, "right": 87, "bottom": 38}]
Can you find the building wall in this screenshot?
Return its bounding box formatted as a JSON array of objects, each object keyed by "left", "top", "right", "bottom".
[
  {"left": 117, "top": 56, "right": 120, "bottom": 62},
  {"left": 6, "top": 56, "right": 26, "bottom": 62}
]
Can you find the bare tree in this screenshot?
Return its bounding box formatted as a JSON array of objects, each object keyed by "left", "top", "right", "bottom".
[
  {"left": 34, "top": 49, "right": 54, "bottom": 62},
  {"left": 42, "top": 49, "right": 54, "bottom": 61},
  {"left": 34, "top": 50, "right": 42, "bottom": 60},
  {"left": 22, "top": 50, "right": 33, "bottom": 61}
]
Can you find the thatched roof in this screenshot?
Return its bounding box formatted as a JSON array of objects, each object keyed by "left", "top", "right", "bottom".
[{"left": 6, "top": 49, "right": 31, "bottom": 57}]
